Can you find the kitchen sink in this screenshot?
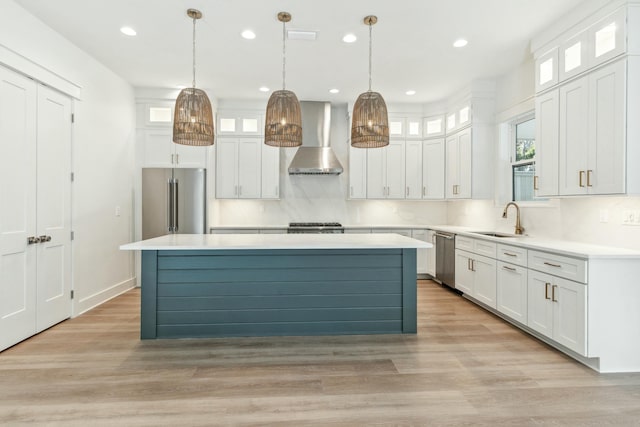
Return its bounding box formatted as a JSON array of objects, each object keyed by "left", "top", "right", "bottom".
[{"left": 471, "top": 231, "right": 523, "bottom": 238}]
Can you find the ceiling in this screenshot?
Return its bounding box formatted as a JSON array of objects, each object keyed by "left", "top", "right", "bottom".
[{"left": 14, "top": 0, "right": 585, "bottom": 104}]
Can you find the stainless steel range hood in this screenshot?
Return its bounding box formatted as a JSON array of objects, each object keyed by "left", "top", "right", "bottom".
[{"left": 288, "top": 101, "right": 344, "bottom": 175}]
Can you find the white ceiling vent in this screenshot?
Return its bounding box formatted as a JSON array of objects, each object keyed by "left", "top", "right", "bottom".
[{"left": 287, "top": 30, "right": 318, "bottom": 41}]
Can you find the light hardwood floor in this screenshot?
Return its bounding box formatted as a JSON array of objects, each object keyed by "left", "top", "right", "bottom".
[{"left": 2, "top": 280, "right": 640, "bottom": 426}]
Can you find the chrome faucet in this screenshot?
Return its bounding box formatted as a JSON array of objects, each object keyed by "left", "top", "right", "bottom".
[{"left": 503, "top": 202, "right": 525, "bottom": 235}]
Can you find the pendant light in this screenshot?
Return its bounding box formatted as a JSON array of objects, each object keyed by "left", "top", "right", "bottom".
[
  {"left": 351, "top": 15, "right": 389, "bottom": 148},
  {"left": 173, "top": 8, "right": 214, "bottom": 146},
  {"left": 264, "top": 12, "right": 302, "bottom": 147}
]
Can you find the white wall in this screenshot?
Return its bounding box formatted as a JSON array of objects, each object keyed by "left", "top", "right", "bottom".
[
  {"left": 210, "top": 103, "right": 448, "bottom": 226},
  {"left": 1, "top": 1, "right": 137, "bottom": 315}
]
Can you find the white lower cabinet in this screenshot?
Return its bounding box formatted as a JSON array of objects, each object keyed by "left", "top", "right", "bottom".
[
  {"left": 411, "top": 229, "right": 429, "bottom": 274},
  {"left": 496, "top": 261, "right": 528, "bottom": 325},
  {"left": 527, "top": 270, "right": 586, "bottom": 355},
  {"left": 455, "top": 249, "right": 497, "bottom": 308}
]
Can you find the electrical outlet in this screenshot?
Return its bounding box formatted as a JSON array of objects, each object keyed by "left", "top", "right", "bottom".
[{"left": 599, "top": 209, "right": 609, "bottom": 223}]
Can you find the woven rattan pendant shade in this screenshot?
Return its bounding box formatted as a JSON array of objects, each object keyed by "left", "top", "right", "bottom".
[
  {"left": 265, "top": 90, "right": 302, "bottom": 147},
  {"left": 173, "top": 8, "right": 214, "bottom": 146},
  {"left": 351, "top": 15, "right": 389, "bottom": 149},
  {"left": 264, "top": 12, "right": 302, "bottom": 147},
  {"left": 173, "top": 87, "right": 214, "bottom": 146},
  {"left": 351, "top": 91, "right": 389, "bottom": 148}
]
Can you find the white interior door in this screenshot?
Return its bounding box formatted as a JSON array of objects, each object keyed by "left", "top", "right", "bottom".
[
  {"left": 0, "top": 66, "right": 37, "bottom": 351},
  {"left": 35, "top": 85, "right": 72, "bottom": 332}
]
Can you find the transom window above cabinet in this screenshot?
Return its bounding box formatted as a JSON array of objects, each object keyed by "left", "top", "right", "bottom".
[
  {"left": 423, "top": 115, "right": 445, "bottom": 138},
  {"left": 217, "top": 112, "right": 263, "bottom": 136},
  {"left": 140, "top": 103, "right": 174, "bottom": 127},
  {"left": 535, "top": 6, "right": 627, "bottom": 93},
  {"left": 388, "top": 116, "right": 422, "bottom": 138},
  {"left": 445, "top": 103, "right": 472, "bottom": 134}
]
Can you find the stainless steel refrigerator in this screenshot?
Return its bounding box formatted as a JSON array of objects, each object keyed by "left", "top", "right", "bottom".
[{"left": 142, "top": 168, "right": 206, "bottom": 239}]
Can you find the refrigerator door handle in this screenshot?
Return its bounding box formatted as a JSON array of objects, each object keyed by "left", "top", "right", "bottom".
[
  {"left": 168, "top": 179, "right": 174, "bottom": 232},
  {"left": 173, "top": 179, "right": 179, "bottom": 233}
]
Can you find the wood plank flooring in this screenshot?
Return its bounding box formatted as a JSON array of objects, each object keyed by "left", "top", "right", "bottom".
[{"left": 2, "top": 280, "right": 640, "bottom": 426}]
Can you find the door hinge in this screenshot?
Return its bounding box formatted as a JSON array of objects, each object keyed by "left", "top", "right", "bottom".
[
  {"left": 71, "top": 231, "right": 75, "bottom": 241},
  {"left": 71, "top": 113, "right": 75, "bottom": 123},
  {"left": 70, "top": 290, "right": 75, "bottom": 300},
  {"left": 70, "top": 172, "right": 75, "bottom": 182}
]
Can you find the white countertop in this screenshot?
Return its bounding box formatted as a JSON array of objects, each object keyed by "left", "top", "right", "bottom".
[
  {"left": 426, "top": 225, "right": 640, "bottom": 259},
  {"left": 120, "top": 233, "right": 432, "bottom": 251}
]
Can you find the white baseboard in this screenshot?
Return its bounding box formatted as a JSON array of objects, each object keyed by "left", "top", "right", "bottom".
[{"left": 73, "top": 277, "right": 137, "bottom": 317}]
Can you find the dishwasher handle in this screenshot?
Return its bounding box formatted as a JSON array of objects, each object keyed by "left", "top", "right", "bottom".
[{"left": 434, "top": 233, "right": 454, "bottom": 240}]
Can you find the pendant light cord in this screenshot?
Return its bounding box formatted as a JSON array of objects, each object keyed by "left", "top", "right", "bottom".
[
  {"left": 368, "top": 21, "right": 372, "bottom": 92},
  {"left": 282, "top": 19, "right": 287, "bottom": 90},
  {"left": 192, "top": 15, "right": 197, "bottom": 88}
]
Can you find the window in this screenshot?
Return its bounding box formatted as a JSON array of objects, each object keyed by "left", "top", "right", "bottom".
[{"left": 512, "top": 117, "right": 536, "bottom": 201}]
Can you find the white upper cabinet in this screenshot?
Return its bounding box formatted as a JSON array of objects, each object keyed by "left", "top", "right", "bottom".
[
  {"left": 405, "top": 140, "right": 423, "bottom": 200},
  {"left": 589, "top": 8, "right": 626, "bottom": 68},
  {"left": 366, "top": 140, "right": 406, "bottom": 199},
  {"left": 142, "top": 129, "right": 207, "bottom": 168},
  {"left": 217, "top": 112, "right": 262, "bottom": 136},
  {"left": 536, "top": 48, "right": 559, "bottom": 93},
  {"left": 216, "top": 137, "right": 262, "bottom": 199},
  {"left": 423, "top": 115, "right": 445, "bottom": 138},
  {"left": 446, "top": 128, "right": 471, "bottom": 199},
  {"left": 349, "top": 146, "right": 368, "bottom": 199},
  {"left": 261, "top": 144, "right": 280, "bottom": 199},
  {"left": 422, "top": 138, "right": 445, "bottom": 199},
  {"left": 534, "top": 89, "right": 560, "bottom": 197},
  {"left": 559, "top": 60, "right": 626, "bottom": 195}
]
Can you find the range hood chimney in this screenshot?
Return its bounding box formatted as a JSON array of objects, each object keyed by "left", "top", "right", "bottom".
[{"left": 288, "top": 101, "right": 344, "bottom": 175}]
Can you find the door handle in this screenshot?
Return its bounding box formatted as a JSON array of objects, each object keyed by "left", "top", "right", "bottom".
[
  {"left": 422, "top": 186, "right": 426, "bottom": 197},
  {"left": 587, "top": 170, "right": 593, "bottom": 187},
  {"left": 579, "top": 170, "right": 585, "bottom": 187},
  {"left": 406, "top": 187, "right": 409, "bottom": 197},
  {"left": 167, "top": 179, "right": 174, "bottom": 232},
  {"left": 39, "top": 235, "right": 52, "bottom": 242},
  {"left": 27, "top": 236, "right": 40, "bottom": 244},
  {"left": 552, "top": 285, "right": 558, "bottom": 302},
  {"left": 173, "top": 179, "right": 179, "bottom": 232},
  {"left": 545, "top": 282, "right": 551, "bottom": 300},
  {"left": 534, "top": 175, "right": 539, "bottom": 190}
]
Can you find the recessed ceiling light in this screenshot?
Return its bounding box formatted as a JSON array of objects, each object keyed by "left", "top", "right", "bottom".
[
  {"left": 329, "top": 88, "right": 340, "bottom": 94},
  {"left": 241, "top": 30, "right": 256, "bottom": 40},
  {"left": 120, "top": 27, "right": 137, "bottom": 36},
  {"left": 406, "top": 90, "right": 416, "bottom": 96},
  {"left": 453, "top": 38, "right": 468, "bottom": 48},
  {"left": 342, "top": 33, "right": 357, "bottom": 43},
  {"left": 259, "top": 86, "right": 270, "bottom": 92}
]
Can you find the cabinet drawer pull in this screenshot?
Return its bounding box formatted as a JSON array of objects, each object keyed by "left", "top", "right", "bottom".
[
  {"left": 534, "top": 175, "right": 539, "bottom": 190},
  {"left": 587, "top": 170, "right": 593, "bottom": 187},
  {"left": 502, "top": 265, "right": 516, "bottom": 271},
  {"left": 545, "top": 282, "right": 551, "bottom": 300},
  {"left": 579, "top": 170, "right": 585, "bottom": 187},
  {"left": 552, "top": 285, "right": 558, "bottom": 302},
  {"left": 503, "top": 252, "right": 517, "bottom": 257},
  {"left": 543, "top": 261, "right": 562, "bottom": 268}
]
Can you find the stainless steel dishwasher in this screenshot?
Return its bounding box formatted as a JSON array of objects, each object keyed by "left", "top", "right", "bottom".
[{"left": 434, "top": 231, "right": 456, "bottom": 289}]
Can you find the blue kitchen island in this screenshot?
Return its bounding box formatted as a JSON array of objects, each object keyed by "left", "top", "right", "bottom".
[{"left": 121, "top": 233, "right": 430, "bottom": 339}]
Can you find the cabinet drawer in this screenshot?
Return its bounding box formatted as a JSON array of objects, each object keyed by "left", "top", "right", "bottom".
[
  {"left": 528, "top": 250, "right": 587, "bottom": 283},
  {"left": 497, "top": 244, "right": 528, "bottom": 267},
  {"left": 455, "top": 235, "right": 474, "bottom": 251},
  {"left": 455, "top": 235, "right": 496, "bottom": 257}
]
